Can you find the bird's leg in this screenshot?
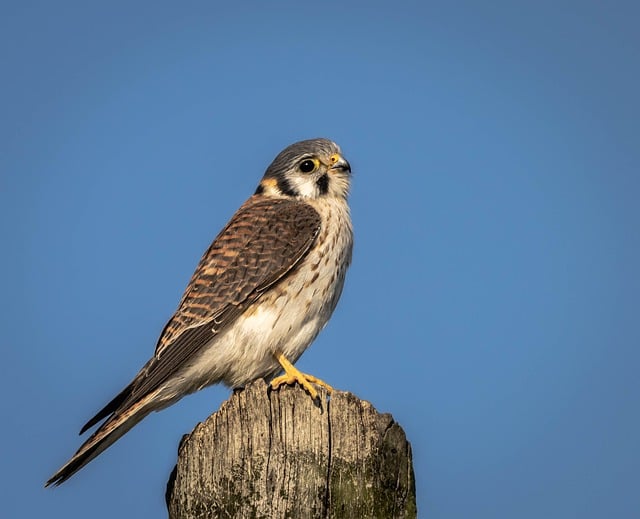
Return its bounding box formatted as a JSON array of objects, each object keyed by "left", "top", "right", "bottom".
[{"left": 270, "top": 352, "right": 334, "bottom": 400}]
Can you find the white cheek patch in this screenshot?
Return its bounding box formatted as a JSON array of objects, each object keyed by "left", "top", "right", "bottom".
[{"left": 290, "top": 176, "right": 319, "bottom": 198}]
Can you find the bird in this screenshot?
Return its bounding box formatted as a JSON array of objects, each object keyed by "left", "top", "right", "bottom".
[{"left": 45, "top": 138, "right": 353, "bottom": 487}]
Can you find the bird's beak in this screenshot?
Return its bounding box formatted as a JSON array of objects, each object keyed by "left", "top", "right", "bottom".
[{"left": 329, "top": 153, "right": 351, "bottom": 173}]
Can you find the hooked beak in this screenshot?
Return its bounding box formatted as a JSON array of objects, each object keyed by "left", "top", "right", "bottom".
[{"left": 329, "top": 153, "right": 351, "bottom": 173}]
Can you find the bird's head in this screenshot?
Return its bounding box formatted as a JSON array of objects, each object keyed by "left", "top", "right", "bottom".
[{"left": 256, "top": 138, "right": 351, "bottom": 200}]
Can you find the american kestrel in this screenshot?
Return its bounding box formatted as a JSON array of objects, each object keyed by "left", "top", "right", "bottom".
[{"left": 46, "top": 138, "right": 353, "bottom": 486}]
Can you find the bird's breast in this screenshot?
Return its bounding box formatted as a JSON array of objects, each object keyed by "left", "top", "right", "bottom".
[
  {"left": 203, "top": 200, "right": 350, "bottom": 387},
  {"left": 241, "top": 198, "right": 353, "bottom": 365},
  {"left": 170, "top": 198, "right": 353, "bottom": 392}
]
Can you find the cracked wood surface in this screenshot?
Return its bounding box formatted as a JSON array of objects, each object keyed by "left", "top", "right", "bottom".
[{"left": 166, "top": 379, "right": 416, "bottom": 518}]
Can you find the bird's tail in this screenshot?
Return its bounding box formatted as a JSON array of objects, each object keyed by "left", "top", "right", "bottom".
[{"left": 45, "top": 390, "right": 158, "bottom": 487}]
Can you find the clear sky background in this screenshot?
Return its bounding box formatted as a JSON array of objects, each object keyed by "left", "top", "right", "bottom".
[{"left": 2, "top": 1, "right": 639, "bottom": 518}]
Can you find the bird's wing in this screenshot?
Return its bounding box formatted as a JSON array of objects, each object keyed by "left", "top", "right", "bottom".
[
  {"left": 46, "top": 196, "right": 321, "bottom": 487},
  {"left": 79, "top": 195, "right": 320, "bottom": 434},
  {"left": 128, "top": 195, "right": 321, "bottom": 401}
]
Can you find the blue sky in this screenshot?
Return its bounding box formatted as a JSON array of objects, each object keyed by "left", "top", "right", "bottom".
[{"left": 2, "top": 1, "right": 639, "bottom": 517}]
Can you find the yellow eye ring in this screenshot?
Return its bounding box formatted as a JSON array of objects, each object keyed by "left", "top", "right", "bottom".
[{"left": 298, "top": 158, "right": 319, "bottom": 173}]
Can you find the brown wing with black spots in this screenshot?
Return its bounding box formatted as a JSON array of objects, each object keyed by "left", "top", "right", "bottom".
[{"left": 126, "top": 195, "right": 321, "bottom": 401}]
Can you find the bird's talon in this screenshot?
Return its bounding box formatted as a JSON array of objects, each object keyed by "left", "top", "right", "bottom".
[
  {"left": 270, "top": 374, "right": 319, "bottom": 400},
  {"left": 302, "top": 374, "right": 334, "bottom": 394},
  {"left": 270, "top": 352, "right": 336, "bottom": 402},
  {"left": 270, "top": 374, "right": 297, "bottom": 391}
]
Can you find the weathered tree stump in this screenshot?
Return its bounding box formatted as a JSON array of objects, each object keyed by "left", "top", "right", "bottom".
[{"left": 166, "top": 379, "right": 416, "bottom": 518}]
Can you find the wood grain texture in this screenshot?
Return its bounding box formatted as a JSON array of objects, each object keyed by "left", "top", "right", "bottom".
[{"left": 166, "top": 379, "right": 416, "bottom": 519}]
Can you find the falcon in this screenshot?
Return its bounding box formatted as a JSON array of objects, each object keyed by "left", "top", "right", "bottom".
[{"left": 46, "top": 138, "right": 353, "bottom": 486}]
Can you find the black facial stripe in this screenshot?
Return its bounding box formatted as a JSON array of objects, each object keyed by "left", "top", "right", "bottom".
[
  {"left": 316, "top": 173, "right": 329, "bottom": 195},
  {"left": 277, "top": 176, "right": 298, "bottom": 197},
  {"left": 254, "top": 184, "right": 265, "bottom": 195}
]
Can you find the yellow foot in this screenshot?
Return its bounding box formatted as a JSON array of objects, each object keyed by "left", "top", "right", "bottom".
[{"left": 270, "top": 352, "right": 334, "bottom": 401}]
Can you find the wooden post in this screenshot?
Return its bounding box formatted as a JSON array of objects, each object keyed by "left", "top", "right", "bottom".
[{"left": 166, "top": 379, "right": 417, "bottom": 518}]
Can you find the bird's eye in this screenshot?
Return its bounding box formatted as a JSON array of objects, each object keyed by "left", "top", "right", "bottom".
[{"left": 298, "top": 159, "right": 317, "bottom": 173}]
